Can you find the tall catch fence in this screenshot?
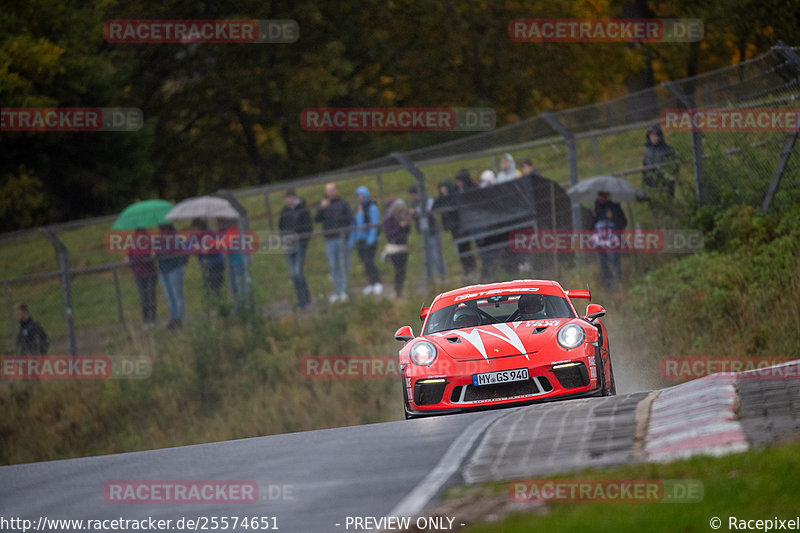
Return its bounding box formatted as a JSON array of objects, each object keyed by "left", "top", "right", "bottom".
[{"left": 2, "top": 43, "right": 799, "bottom": 356}]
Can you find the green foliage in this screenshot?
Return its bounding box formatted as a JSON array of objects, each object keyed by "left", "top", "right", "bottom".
[
  {"left": 0, "top": 297, "right": 415, "bottom": 465},
  {"left": 627, "top": 204, "right": 800, "bottom": 357}
]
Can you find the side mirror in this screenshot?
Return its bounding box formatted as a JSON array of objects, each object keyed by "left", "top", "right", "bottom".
[
  {"left": 395, "top": 325, "right": 414, "bottom": 342},
  {"left": 420, "top": 305, "right": 431, "bottom": 321},
  {"left": 585, "top": 303, "right": 606, "bottom": 321}
]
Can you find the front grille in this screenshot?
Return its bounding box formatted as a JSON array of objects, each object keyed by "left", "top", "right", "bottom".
[
  {"left": 414, "top": 380, "right": 447, "bottom": 405},
  {"left": 454, "top": 376, "right": 551, "bottom": 403}
]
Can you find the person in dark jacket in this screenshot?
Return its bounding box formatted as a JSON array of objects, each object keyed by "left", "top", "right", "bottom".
[
  {"left": 434, "top": 179, "right": 476, "bottom": 279},
  {"left": 156, "top": 224, "right": 189, "bottom": 329},
  {"left": 382, "top": 199, "right": 411, "bottom": 298},
  {"left": 591, "top": 192, "right": 627, "bottom": 291},
  {"left": 454, "top": 169, "right": 477, "bottom": 192},
  {"left": 642, "top": 124, "right": 677, "bottom": 197},
  {"left": 190, "top": 218, "right": 225, "bottom": 300},
  {"left": 14, "top": 303, "right": 49, "bottom": 355},
  {"left": 349, "top": 185, "right": 382, "bottom": 295},
  {"left": 315, "top": 182, "right": 353, "bottom": 303},
  {"left": 408, "top": 185, "right": 446, "bottom": 282},
  {"left": 127, "top": 227, "right": 157, "bottom": 328},
  {"left": 279, "top": 188, "right": 313, "bottom": 308}
]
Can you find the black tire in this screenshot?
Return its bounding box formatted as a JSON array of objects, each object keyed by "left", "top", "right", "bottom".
[{"left": 597, "top": 346, "right": 616, "bottom": 396}]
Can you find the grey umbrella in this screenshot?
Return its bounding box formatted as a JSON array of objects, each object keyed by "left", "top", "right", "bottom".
[
  {"left": 567, "top": 175, "right": 645, "bottom": 203},
  {"left": 165, "top": 196, "right": 240, "bottom": 220}
]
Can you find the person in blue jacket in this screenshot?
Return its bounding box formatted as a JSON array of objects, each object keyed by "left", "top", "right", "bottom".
[{"left": 349, "top": 186, "right": 383, "bottom": 295}]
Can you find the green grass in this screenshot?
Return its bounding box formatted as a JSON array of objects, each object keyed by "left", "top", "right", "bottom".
[
  {"left": 460, "top": 440, "right": 800, "bottom": 533},
  {"left": 0, "top": 295, "right": 429, "bottom": 465}
]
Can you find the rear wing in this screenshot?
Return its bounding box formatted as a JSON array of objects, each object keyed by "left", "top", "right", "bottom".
[{"left": 565, "top": 287, "right": 591, "bottom": 300}]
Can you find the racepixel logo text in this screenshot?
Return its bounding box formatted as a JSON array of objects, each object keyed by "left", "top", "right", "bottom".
[
  {"left": 1, "top": 108, "right": 143, "bottom": 132},
  {"left": 300, "top": 107, "right": 495, "bottom": 132}
]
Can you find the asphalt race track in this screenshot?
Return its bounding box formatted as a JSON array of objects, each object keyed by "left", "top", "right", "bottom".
[{"left": 1, "top": 368, "right": 798, "bottom": 532}]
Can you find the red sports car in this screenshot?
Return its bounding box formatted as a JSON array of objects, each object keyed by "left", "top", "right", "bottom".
[{"left": 394, "top": 279, "right": 615, "bottom": 418}]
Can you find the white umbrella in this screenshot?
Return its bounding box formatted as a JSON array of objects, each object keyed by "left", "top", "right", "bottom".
[
  {"left": 165, "top": 196, "right": 240, "bottom": 220},
  {"left": 567, "top": 175, "right": 644, "bottom": 203}
]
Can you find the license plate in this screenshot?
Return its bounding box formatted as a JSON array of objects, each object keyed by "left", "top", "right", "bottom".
[{"left": 472, "top": 367, "right": 529, "bottom": 386}]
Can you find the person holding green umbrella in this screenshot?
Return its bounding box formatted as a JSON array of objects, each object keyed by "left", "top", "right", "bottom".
[{"left": 113, "top": 200, "right": 173, "bottom": 329}]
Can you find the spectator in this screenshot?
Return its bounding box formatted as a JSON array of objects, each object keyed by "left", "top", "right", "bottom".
[
  {"left": 382, "top": 199, "right": 411, "bottom": 298},
  {"left": 642, "top": 124, "right": 677, "bottom": 197},
  {"left": 496, "top": 153, "right": 520, "bottom": 183},
  {"left": 315, "top": 182, "right": 352, "bottom": 303},
  {"left": 127, "top": 227, "right": 157, "bottom": 328},
  {"left": 157, "top": 224, "right": 189, "bottom": 329},
  {"left": 591, "top": 191, "right": 627, "bottom": 292},
  {"left": 218, "top": 218, "right": 249, "bottom": 313},
  {"left": 349, "top": 186, "right": 382, "bottom": 295},
  {"left": 279, "top": 188, "right": 313, "bottom": 309},
  {"left": 408, "top": 185, "right": 446, "bottom": 281},
  {"left": 14, "top": 303, "right": 49, "bottom": 355},
  {"left": 520, "top": 159, "right": 544, "bottom": 180},
  {"left": 479, "top": 169, "right": 496, "bottom": 188},
  {"left": 190, "top": 218, "right": 225, "bottom": 300},
  {"left": 434, "top": 179, "right": 476, "bottom": 279},
  {"left": 454, "top": 169, "right": 477, "bottom": 192}
]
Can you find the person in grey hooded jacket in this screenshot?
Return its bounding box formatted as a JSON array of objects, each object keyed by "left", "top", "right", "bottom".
[
  {"left": 642, "top": 124, "right": 677, "bottom": 197},
  {"left": 495, "top": 153, "right": 519, "bottom": 183}
]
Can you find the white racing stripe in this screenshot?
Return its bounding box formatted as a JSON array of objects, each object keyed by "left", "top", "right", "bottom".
[{"left": 381, "top": 410, "right": 512, "bottom": 528}]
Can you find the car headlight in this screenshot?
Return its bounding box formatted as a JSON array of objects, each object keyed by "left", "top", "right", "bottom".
[
  {"left": 557, "top": 324, "right": 585, "bottom": 350},
  {"left": 409, "top": 340, "right": 438, "bottom": 366}
]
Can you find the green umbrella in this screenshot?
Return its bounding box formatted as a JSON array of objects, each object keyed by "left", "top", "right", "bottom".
[{"left": 111, "top": 199, "right": 174, "bottom": 230}]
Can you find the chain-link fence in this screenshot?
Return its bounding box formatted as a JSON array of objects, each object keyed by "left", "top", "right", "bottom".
[{"left": 3, "top": 43, "right": 800, "bottom": 357}]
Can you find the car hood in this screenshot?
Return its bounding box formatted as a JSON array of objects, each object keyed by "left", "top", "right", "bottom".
[{"left": 426, "top": 319, "right": 568, "bottom": 361}]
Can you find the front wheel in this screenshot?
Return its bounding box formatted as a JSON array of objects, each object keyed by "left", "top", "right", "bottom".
[{"left": 595, "top": 345, "right": 616, "bottom": 396}]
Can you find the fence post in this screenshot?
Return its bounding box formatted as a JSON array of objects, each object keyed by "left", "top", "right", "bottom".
[
  {"left": 390, "top": 152, "right": 433, "bottom": 287},
  {"left": 664, "top": 81, "right": 705, "bottom": 203},
  {"left": 376, "top": 173, "right": 385, "bottom": 208},
  {"left": 39, "top": 227, "right": 77, "bottom": 356},
  {"left": 112, "top": 266, "right": 127, "bottom": 330},
  {"left": 761, "top": 130, "right": 799, "bottom": 212},
  {"left": 218, "top": 190, "right": 253, "bottom": 313},
  {"left": 592, "top": 136, "right": 601, "bottom": 174},
  {"left": 4, "top": 281, "right": 14, "bottom": 345},
  {"left": 542, "top": 112, "right": 583, "bottom": 265},
  {"left": 263, "top": 191, "right": 274, "bottom": 231}
]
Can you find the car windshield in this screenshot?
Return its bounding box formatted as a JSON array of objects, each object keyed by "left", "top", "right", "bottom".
[{"left": 423, "top": 293, "right": 575, "bottom": 335}]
